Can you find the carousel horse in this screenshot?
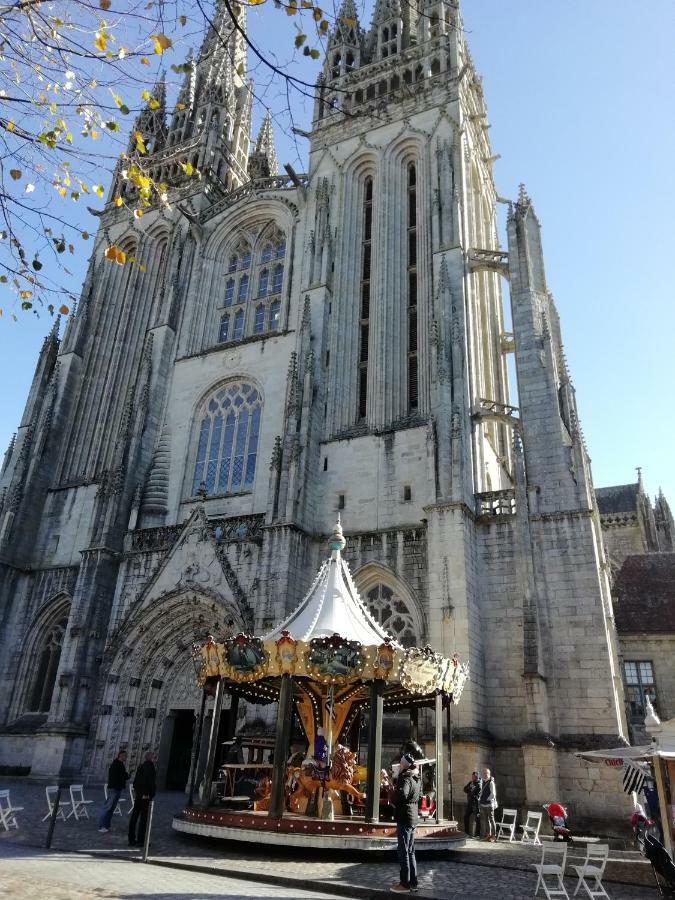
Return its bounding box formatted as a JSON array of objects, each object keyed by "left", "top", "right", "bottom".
[{"left": 294, "top": 744, "right": 365, "bottom": 810}]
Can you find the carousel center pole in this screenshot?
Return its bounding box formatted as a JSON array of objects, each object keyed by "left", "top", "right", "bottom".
[
  {"left": 201, "top": 678, "right": 226, "bottom": 808},
  {"left": 188, "top": 688, "right": 208, "bottom": 806},
  {"left": 435, "top": 691, "right": 445, "bottom": 823},
  {"left": 365, "top": 679, "right": 384, "bottom": 824},
  {"left": 269, "top": 674, "right": 294, "bottom": 818}
]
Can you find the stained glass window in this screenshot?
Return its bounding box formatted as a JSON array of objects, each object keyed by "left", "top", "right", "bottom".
[
  {"left": 269, "top": 299, "right": 281, "bottom": 331},
  {"left": 254, "top": 304, "right": 265, "bottom": 334},
  {"left": 258, "top": 269, "right": 269, "bottom": 298},
  {"left": 192, "top": 383, "right": 262, "bottom": 496},
  {"left": 224, "top": 279, "right": 235, "bottom": 306},
  {"left": 366, "top": 584, "right": 417, "bottom": 648},
  {"left": 218, "top": 313, "right": 230, "bottom": 343},
  {"left": 272, "top": 264, "right": 283, "bottom": 294}
]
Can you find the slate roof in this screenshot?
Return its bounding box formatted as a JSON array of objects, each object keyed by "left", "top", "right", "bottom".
[
  {"left": 596, "top": 483, "right": 640, "bottom": 515},
  {"left": 613, "top": 553, "right": 675, "bottom": 634}
]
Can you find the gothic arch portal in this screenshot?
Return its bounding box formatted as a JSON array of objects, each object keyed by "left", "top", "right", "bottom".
[
  {"left": 353, "top": 563, "right": 425, "bottom": 647},
  {"left": 86, "top": 589, "right": 245, "bottom": 780}
]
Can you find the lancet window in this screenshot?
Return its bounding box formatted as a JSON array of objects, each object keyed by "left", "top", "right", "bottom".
[
  {"left": 358, "top": 177, "right": 373, "bottom": 421},
  {"left": 26, "top": 614, "right": 69, "bottom": 713},
  {"left": 217, "top": 226, "right": 286, "bottom": 345},
  {"left": 191, "top": 382, "right": 262, "bottom": 496},
  {"left": 407, "top": 163, "right": 419, "bottom": 411}
]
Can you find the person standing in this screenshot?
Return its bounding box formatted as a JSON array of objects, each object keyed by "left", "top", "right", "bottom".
[
  {"left": 390, "top": 753, "right": 421, "bottom": 894},
  {"left": 479, "top": 766, "right": 498, "bottom": 842},
  {"left": 463, "top": 771, "right": 482, "bottom": 838},
  {"left": 98, "top": 750, "right": 129, "bottom": 833},
  {"left": 128, "top": 752, "right": 157, "bottom": 848}
]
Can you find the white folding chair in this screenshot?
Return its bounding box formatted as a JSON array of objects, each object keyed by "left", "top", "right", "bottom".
[
  {"left": 495, "top": 807, "right": 518, "bottom": 842},
  {"left": 103, "top": 784, "right": 125, "bottom": 815},
  {"left": 519, "top": 809, "right": 543, "bottom": 845},
  {"left": 532, "top": 843, "right": 570, "bottom": 900},
  {"left": 0, "top": 789, "right": 23, "bottom": 830},
  {"left": 127, "top": 784, "right": 135, "bottom": 815},
  {"left": 572, "top": 844, "right": 610, "bottom": 899},
  {"left": 41, "top": 785, "right": 72, "bottom": 822},
  {"left": 67, "top": 784, "right": 93, "bottom": 820}
]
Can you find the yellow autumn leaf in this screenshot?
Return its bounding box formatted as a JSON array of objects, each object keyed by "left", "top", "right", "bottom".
[
  {"left": 99, "top": 0, "right": 111, "bottom": 8},
  {"left": 9, "top": 169, "right": 21, "bottom": 180},
  {"left": 104, "top": 245, "right": 127, "bottom": 265},
  {"left": 114, "top": 196, "right": 123, "bottom": 207},
  {"left": 57, "top": 186, "right": 67, "bottom": 197},
  {"left": 176, "top": 102, "right": 186, "bottom": 111},
  {"left": 6, "top": 121, "right": 15, "bottom": 132},
  {"left": 59, "top": 304, "right": 70, "bottom": 314},
  {"left": 93, "top": 184, "right": 105, "bottom": 197},
  {"left": 94, "top": 30, "right": 107, "bottom": 53},
  {"left": 133, "top": 208, "right": 143, "bottom": 218},
  {"left": 19, "top": 290, "right": 32, "bottom": 299},
  {"left": 151, "top": 34, "right": 172, "bottom": 54},
  {"left": 140, "top": 57, "right": 150, "bottom": 65},
  {"left": 135, "top": 131, "right": 146, "bottom": 154}
]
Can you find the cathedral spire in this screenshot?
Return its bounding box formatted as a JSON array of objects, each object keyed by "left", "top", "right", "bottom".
[
  {"left": 248, "top": 111, "right": 278, "bottom": 179},
  {"left": 128, "top": 71, "right": 167, "bottom": 155}
]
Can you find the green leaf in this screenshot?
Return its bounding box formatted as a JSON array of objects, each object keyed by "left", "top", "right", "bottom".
[
  {"left": 295, "top": 33, "right": 307, "bottom": 48},
  {"left": 309, "top": 48, "right": 321, "bottom": 59}
]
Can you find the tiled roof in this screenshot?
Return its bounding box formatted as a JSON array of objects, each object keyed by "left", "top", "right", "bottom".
[
  {"left": 596, "top": 483, "right": 640, "bottom": 515},
  {"left": 613, "top": 553, "right": 675, "bottom": 634}
]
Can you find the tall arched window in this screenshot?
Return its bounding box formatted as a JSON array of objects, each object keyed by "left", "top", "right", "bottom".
[
  {"left": 191, "top": 382, "right": 262, "bottom": 496},
  {"left": 407, "top": 163, "right": 419, "bottom": 412},
  {"left": 27, "top": 615, "right": 69, "bottom": 712},
  {"left": 358, "top": 177, "right": 373, "bottom": 420},
  {"left": 366, "top": 584, "right": 417, "bottom": 647},
  {"left": 219, "top": 313, "right": 230, "bottom": 343}
]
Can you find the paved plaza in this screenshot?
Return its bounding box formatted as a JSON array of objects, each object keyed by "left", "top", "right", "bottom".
[{"left": 0, "top": 780, "right": 659, "bottom": 899}]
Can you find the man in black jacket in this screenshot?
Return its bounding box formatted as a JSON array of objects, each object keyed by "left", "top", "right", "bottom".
[
  {"left": 391, "top": 753, "right": 421, "bottom": 894},
  {"left": 463, "top": 771, "right": 482, "bottom": 838},
  {"left": 128, "top": 752, "right": 157, "bottom": 847},
  {"left": 98, "top": 750, "right": 129, "bottom": 832}
]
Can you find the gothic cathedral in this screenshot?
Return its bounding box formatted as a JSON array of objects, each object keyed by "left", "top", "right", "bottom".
[{"left": 0, "top": 0, "right": 629, "bottom": 823}]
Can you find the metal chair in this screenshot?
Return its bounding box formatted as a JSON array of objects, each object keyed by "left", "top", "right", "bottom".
[
  {"left": 519, "top": 810, "right": 543, "bottom": 845},
  {"left": 495, "top": 807, "right": 518, "bottom": 842},
  {"left": 67, "top": 784, "right": 93, "bottom": 820},
  {"left": 532, "top": 842, "right": 570, "bottom": 900},
  {"left": 0, "top": 789, "right": 23, "bottom": 830},
  {"left": 571, "top": 843, "right": 610, "bottom": 899},
  {"left": 103, "top": 783, "right": 126, "bottom": 815},
  {"left": 41, "top": 785, "right": 72, "bottom": 822},
  {"left": 127, "top": 784, "right": 135, "bottom": 815}
]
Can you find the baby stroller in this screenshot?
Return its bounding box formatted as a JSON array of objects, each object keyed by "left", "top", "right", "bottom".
[
  {"left": 543, "top": 802, "right": 571, "bottom": 841},
  {"left": 644, "top": 834, "right": 675, "bottom": 898}
]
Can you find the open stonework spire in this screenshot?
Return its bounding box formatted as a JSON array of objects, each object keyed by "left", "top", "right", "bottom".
[{"left": 248, "top": 110, "right": 278, "bottom": 179}]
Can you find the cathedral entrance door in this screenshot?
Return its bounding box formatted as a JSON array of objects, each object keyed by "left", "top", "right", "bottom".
[{"left": 165, "top": 710, "right": 195, "bottom": 791}]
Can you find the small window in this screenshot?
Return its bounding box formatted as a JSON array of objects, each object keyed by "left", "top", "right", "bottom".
[
  {"left": 338, "top": 493, "right": 345, "bottom": 510},
  {"left": 269, "top": 299, "right": 281, "bottom": 331},
  {"left": 272, "top": 264, "right": 283, "bottom": 294},
  {"left": 261, "top": 243, "right": 273, "bottom": 264},
  {"left": 241, "top": 250, "right": 252, "bottom": 269},
  {"left": 238, "top": 274, "right": 249, "bottom": 303},
  {"left": 623, "top": 660, "right": 657, "bottom": 718},
  {"left": 233, "top": 308, "right": 244, "bottom": 340},
  {"left": 325, "top": 350, "right": 330, "bottom": 368},
  {"left": 258, "top": 269, "right": 269, "bottom": 298},
  {"left": 228, "top": 254, "right": 238, "bottom": 273},
  {"left": 276, "top": 240, "right": 286, "bottom": 259},
  {"left": 219, "top": 313, "right": 230, "bottom": 343},
  {"left": 323, "top": 457, "right": 328, "bottom": 471},
  {"left": 403, "top": 485, "right": 412, "bottom": 502},
  {"left": 254, "top": 304, "right": 265, "bottom": 334},
  {"left": 224, "top": 279, "right": 235, "bottom": 306}
]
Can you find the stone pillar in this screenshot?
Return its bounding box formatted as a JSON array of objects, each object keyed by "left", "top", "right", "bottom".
[
  {"left": 188, "top": 689, "right": 207, "bottom": 806},
  {"left": 365, "top": 679, "right": 384, "bottom": 824},
  {"left": 435, "top": 692, "right": 445, "bottom": 822}
]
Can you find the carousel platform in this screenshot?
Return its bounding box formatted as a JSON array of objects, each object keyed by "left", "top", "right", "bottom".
[{"left": 173, "top": 806, "right": 466, "bottom": 851}]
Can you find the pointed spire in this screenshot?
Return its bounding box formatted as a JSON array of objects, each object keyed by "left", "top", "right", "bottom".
[
  {"left": 329, "top": 0, "right": 364, "bottom": 49},
  {"left": 128, "top": 71, "right": 167, "bottom": 155},
  {"left": 248, "top": 110, "right": 278, "bottom": 179}
]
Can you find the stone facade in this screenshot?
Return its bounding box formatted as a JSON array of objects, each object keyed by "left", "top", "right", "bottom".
[{"left": 0, "top": 0, "right": 632, "bottom": 824}]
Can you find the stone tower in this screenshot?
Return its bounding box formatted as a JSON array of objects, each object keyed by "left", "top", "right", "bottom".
[{"left": 0, "top": 0, "right": 629, "bottom": 824}]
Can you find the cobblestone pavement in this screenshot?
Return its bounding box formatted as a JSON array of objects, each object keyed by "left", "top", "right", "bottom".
[
  {"left": 0, "top": 843, "right": 339, "bottom": 899},
  {"left": 0, "top": 780, "right": 658, "bottom": 900}
]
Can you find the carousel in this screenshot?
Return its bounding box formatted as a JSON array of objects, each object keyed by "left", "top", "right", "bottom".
[{"left": 172, "top": 521, "right": 469, "bottom": 850}]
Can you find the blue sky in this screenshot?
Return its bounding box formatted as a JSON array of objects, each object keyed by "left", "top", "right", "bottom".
[{"left": 1, "top": 0, "right": 674, "bottom": 504}]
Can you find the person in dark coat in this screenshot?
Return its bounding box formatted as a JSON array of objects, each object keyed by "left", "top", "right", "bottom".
[
  {"left": 98, "top": 750, "right": 129, "bottom": 832},
  {"left": 390, "top": 753, "right": 421, "bottom": 894},
  {"left": 128, "top": 752, "right": 157, "bottom": 847},
  {"left": 463, "top": 771, "right": 482, "bottom": 838}
]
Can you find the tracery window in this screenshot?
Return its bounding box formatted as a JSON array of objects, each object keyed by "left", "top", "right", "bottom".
[
  {"left": 366, "top": 584, "right": 417, "bottom": 648},
  {"left": 27, "top": 616, "right": 68, "bottom": 713},
  {"left": 216, "top": 226, "right": 286, "bottom": 345},
  {"left": 191, "top": 382, "right": 262, "bottom": 496}
]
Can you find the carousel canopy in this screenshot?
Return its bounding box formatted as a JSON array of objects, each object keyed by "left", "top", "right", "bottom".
[{"left": 263, "top": 520, "right": 399, "bottom": 647}]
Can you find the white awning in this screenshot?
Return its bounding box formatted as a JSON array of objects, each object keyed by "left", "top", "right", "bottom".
[{"left": 575, "top": 745, "right": 655, "bottom": 763}]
